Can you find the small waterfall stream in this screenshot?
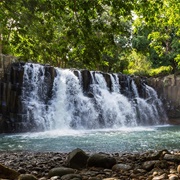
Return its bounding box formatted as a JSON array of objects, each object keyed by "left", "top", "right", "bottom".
[{"left": 21, "top": 63, "right": 167, "bottom": 131}]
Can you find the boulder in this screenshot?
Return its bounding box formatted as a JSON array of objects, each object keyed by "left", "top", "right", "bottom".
[
  {"left": 163, "top": 154, "right": 180, "bottom": 162},
  {"left": 66, "top": 148, "right": 89, "bottom": 169},
  {"left": 87, "top": 153, "right": 116, "bottom": 169},
  {"left": 48, "top": 167, "right": 75, "bottom": 178},
  {"left": 0, "top": 163, "right": 20, "bottom": 179}
]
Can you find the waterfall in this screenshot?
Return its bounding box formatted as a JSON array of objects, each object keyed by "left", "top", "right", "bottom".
[
  {"left": 21, "top": 63, "right": 48, "bottom": 131},
  {"left": 110, "top": 74, "right": 120, "bottom": 93},
  {"left": 21, "top": 63, "right": 167, "bottom": 131}
]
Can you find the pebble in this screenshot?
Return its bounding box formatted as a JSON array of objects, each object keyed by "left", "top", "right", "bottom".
[{"left": 0, "top": 150, "right": 179, "bottom": 180}]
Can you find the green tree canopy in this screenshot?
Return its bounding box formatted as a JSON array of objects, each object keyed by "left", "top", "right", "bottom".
[
  {"left": 133, "top": 0, "right": 180, "bottom": 72},
  {"left": 0, "top": 0, "right": 135, "bottom": 71},
  {"left": 1, "top": 0, "right": 180, "bottom": 75}
]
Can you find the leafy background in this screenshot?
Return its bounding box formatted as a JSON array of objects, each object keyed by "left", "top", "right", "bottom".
[{"left": 0, "top": 0, "right": 180, "bottom": 76}]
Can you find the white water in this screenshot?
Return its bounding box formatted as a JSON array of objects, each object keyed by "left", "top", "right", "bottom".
[
  {"left": 22, "top": 64, "right": 47, "bottom": 130},
  {"left": 21, "top": 63, "right": 167, "bottom": 131}
]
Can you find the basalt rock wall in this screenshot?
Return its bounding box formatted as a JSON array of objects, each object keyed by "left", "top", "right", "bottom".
[
  {"left": 147, "top": 75, "right": 180, "bottom": 123},
  {"left": 0, "top": 62, "right": 57, "bottom": 133}
]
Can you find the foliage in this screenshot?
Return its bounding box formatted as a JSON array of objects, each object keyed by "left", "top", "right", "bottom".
[
  {"left": 0, "top": 0, "right": 135, "bottom": 70},
  {"left": 124, "top": 50, "right": 152, "bottom": 76},
  {"left": 149, "top": 66, "right": 173, "bottom": 77},
  {"left": 134, "top": 0, "right": 180, "bottom": 72},
  {"left": 0, "top": 0, "right": 180, "bottom": 76}
]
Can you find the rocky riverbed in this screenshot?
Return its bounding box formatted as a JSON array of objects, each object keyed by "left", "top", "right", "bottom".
[{"left": 0, "top": 149, "right": 180, "bottom": 180}]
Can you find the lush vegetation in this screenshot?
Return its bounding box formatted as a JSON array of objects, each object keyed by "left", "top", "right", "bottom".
[{"left": 0, "top": 0, "right": 180, "bottom": 76}]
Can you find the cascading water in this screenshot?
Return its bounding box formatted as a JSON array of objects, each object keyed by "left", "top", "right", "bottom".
[
  {"left": 21, "top": 63, "right": 167, "bottom": 132},
  {"left": 21, "top": 64, "right": 49, "bottom": 131},
  {"left": 110, "top": 74, "right": 121, "bottom": 93}
]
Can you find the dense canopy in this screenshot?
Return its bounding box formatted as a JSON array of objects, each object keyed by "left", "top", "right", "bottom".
[{"left": 0, "top": 0, "right": 180, "bottom": 75}]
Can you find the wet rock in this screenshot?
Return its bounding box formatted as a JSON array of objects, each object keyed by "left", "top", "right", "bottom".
[
  {"left": 18, "top": 174, "right": 38, "bottom": 180},
  {"left": 61, "top": 173, "right": 82, "bottom": 180},
  {"left": 142, "top": 160, "right": 160, "bottom": 171},
  {"left": 66, "top": 148, "right": 89, "bottom": 169},
  {"left": 87, "top": 154, "right": 116, "bottom": 169},
  {"left": 164, "top": 154, "right": 180, "bottom": 162},
  {"left": 48, "top": 167, "right": 75, "bottom": 178},
  {"left": 81, "top": 70, "right": 92, "bottom": 92},
  {"left": 0, "top": 163, "right": 20, "bottom": 179},
  {"left": 112, "top": 163, "right": 132, "bottom": 171}
]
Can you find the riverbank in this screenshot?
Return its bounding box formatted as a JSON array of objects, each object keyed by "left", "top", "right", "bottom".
[{"left": 0, "top": 149, "right": 180, "bottom": 180}]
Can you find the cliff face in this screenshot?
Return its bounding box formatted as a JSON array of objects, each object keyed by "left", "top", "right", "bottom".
[{"left": 147, "top": 75, "right": 180, "bottom": 123}]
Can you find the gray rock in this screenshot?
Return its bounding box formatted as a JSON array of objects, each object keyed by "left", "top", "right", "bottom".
[
  {"left": 48, "top": 167, "right": 75, "bottom": 178},
  {"left": 61, "top": 173, "right": 82, "bottom": 180},
  {"left": 112, "top": 163, "right": 132, "bottom": 171},
  {"left": 66, "top": 148, "right": 89, "bottom": 169},
  {"left": 163, "top": 154, "right": 180, "bottom": 162},
  {"left": 87, "top": 154, "right": 116, "bottom": 169},
  {"left": 142, "top": 160, "right": 160, "bottom": 171},
  {"left": 18, "top": 174, "right": 38, "bottom": 180}
]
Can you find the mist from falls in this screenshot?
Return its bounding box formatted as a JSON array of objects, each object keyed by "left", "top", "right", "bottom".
[{"left": 21, "top": 63, "right": 168, "bottom": 131}]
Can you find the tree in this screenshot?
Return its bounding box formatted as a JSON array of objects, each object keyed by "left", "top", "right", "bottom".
[
  {"left": 0, "top": 0, "right": 135, "bottom": 71},
  {"left": 134, "top": 0, "right": 180, "bottom": 72}
]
